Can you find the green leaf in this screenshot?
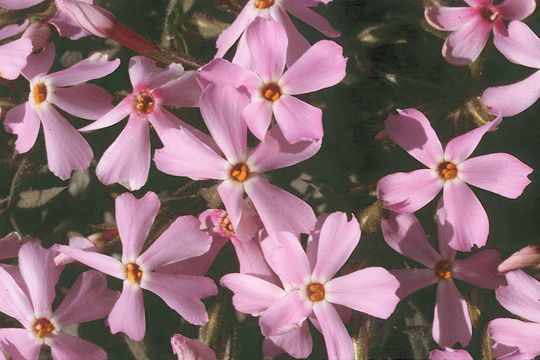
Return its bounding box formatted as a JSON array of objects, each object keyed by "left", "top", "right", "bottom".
[{"left": 17, "top": 187, "right": 66, "bottom": 209}]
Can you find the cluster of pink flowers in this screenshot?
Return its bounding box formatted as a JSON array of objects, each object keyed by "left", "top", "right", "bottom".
[{"left": 0, "top": 0, "right": 537, "bottom": 359}]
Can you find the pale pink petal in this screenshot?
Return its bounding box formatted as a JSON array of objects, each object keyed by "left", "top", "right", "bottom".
[
  {"left": 312, "top": 301, "right": 354, "bottom": 360},
  {"left": 463, "top": 0, "right": 491, "bottom": 5},
  {"left": 496, "top": 269, "right": 540, "bottom": 323},
  {"left": 248, "top": 125, "right": 321, "bottom": 172},
  {"left": 0, "top": 0, "right": 44, "bottom": 9},
  {"left": 443, "top": 115, "right": 501, "bottom": 164},
  {"left": 433, "top": 279, "right": 472, "bottom": 348},
  {"left": 95, "top": 114, "right": 150, "bottom": 190},
  {"left": 115, "top": 191, "right": 159, "bottom": 262},
  {"left": 141, "top": 273, "right": 217, "bottom": 325},
  {"left": 0, "top": 266, "right": 33, "bottom": 326},
  {"left": 260, "top": 231, "right": 311, "bottom": 290},
  {"left": 0, "top": 20, "right": 29, "bottom": 40},
  {"left": 273, "top": 95, "right": 323, "bottom": 143},
  {"left": 381, "top": 212, "right": 441, "bottom": 268},
  {"left": 311, "top": 212, "right": 361, "bottom": 283},
  {"left": 482, "top": 70, "right": 540, "bottom": 117},
  {"left": 217, "top": 180, "right": 245, "bottom": 231},
  {"left": 200, "top": 84, "right": 248, "bottom": 164},
  {"left": 154, "top": 128, "right": 229, "bottom": 180},
  {"left": 264, "top": 322, "right": 313, "bottom": 359},
  {"left": 38, "top": 102, "right": 93, "bottom": 180},
  {"left": 498, "top": 245, "right": 540, "bottom": 273},
  {"left": 127, "top": 56, "right": 184, "bottom": 90},
  {"left": 21, "top": 21, "right": 50, "bottom": 51},
  {"left": 220, "top": 273, "right": 285, "bottom": 316},
  {"left": 21, "top": 43, "right": 55, "bottom": 80},
  {"left": 53, "top": 271, "right": 119, "bottom": 328},
  {"left": 442, "top": 16, "right": 492, "bottom": 66},
  {"left": 377, "top": 169, "right": 442, "bottom": 213},
  {"left": 497, "top": 0, "right": 536, "bottom": 20},
  {"left": 489, "top": 318, "right": 540, "bottom": 359},
  {"left": 429, "top": 348, "right": 473, "bottom": 360},
  {"left": 171, "top": 334, "right": 217, "bottom": 360},
  {"left": 425, "top": 7, "right": 479, "bottom": 31},
  {"left": 148, "top": 106, "right": 213, "bottom": 147},
  {"left": 385, "top": 108, "right": 444, "bottom": 167},
  {"left": 326, "top": 267, "right": 399, "bottom": 319},
  {"left": 0, "top": 328, "right": 40, "bottom": 360},
  {"left": 18, "top": 242, "right": 60, "bottom": 317},
  {"left": 391, "top": 268, "right": 439, "bottom": 299},
  {"left": 270, "top": 5, "right": 310, "bottom": 66},
  {"left": 4, "top": 102, "right": 41, "bottom": 154},
  {"left": 231, "top": 32, "right": 253, "bottom": 69},
  {"left": 49, "top": 332, "right": 106, "bottom": 360},
  {"left": 442, "top": 181, "right": 489, "bottom": 251},
  {"left": 245, "top": 18, "right": 287, "bottom": 81},
  {"left": 0, "top": 232, "right": 26, "bottom": 260},
  {"left": 50, "top": 83, "right": 113, "bottom": 120},
  {"left": 493, "top": 20, "right": 540, "bottom": 68},
  {"left": 259, "top": 290, "right": 312, "bottom": 336},
  {"left": 108, "top": 283, "right": 146, "bottom": 341},
  {"left": 281, "top": 40, "right": 346, "bottom": 95},
  {"left": 215, "top": 4, "right": 255, "bottom": 58},
  {"left": 282, "top": 0, "right": 340, "bottom": 37},
  {"left": 44, "top": 53, "right": 119, "bottom": 86},
  {"left": 452, "top": 249, "right": 503, "bottom": 289},
  {"left": 0, "top": 38, "right": 32, "bottom": 80},
  {"left": 78, "top": 97, "right": 131, "bottom": 132},
  {"left": 436, "top": 200, "right": 457, "bottom": 261},
  {"left": 459, "top": 153, "right": 532, "bottom": 198},
  {"left": 55, "top": 235, "right": 95, "bottom": 266},
  {"left": 230, "top": 237, "right": 277, "bottom": 282},
  {"left": 242, "top": 99, "right": 273, "bottom": 141},
  {"left": 138, "top": 216, "right": 211, "bottom": 270},
  {"left": 49, "top": 2, "right": 92, "bottom": 40},
  {"left": 51, "top": 244, "right": 125, "bottom": 279},
  {"left": 305, "top": 213, "right": 330, "bottom": 270},
  {"left": 153, "top": 71, "right": 201, "bottom": 107},
  {"left": 198, "top": 58, "right": 260, "bottom": 95},
  {"left": 244, "top": 176, "right": 316, "bottom": 237}
]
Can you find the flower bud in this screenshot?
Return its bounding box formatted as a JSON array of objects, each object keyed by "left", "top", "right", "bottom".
[
  {"left": 171, "top": 334, "right": 216, "bottom": 360},
  {"left": 498, "top": 245, "right": 540, "bottom": 273}
]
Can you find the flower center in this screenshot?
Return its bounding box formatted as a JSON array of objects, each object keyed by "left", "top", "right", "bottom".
[
  {"left": 32, "top": 318, "right": 55, "bottom": 339},
  {"left": 32, "top": 83, "right": 47, "bottom": 105},
  {"left": 438, "top": 161, "right": 458, "bottom": 180},
  {"left": 480, "top": 7, "right": 500, "bottom": 22},
  {"left": 306, "top": 283, "right": 325, "bottom": 302},
  {"left": 230, "top": 162, "right": 250, "bottom": 182},
  {"left": 220, "top": 212, "right": 235, "bottom": 236},
  {"left": 261, "top": 83, "right": 282, "bottom": 102},
  {"left": 255, "top": 0, "right": 275, "bottom": 9},
  {"left": 434, "top": 260, "right": 452, "bottom": 280},
  {"left": 126, "top": 262, "right": 143, "bottom": 284},
  {"left": 133, "top": 91, "right": 155, "bottom": 114}
]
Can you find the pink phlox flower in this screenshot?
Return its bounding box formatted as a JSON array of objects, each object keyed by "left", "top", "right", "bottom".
[
  {"left": 50, "top": 0, "right": 95, "bottom": 40},
  {"left": 381, "top": 211, "right": 504, "bottom": 348},
  {"left": 482, "top": 20, "right": 540, "bottom": 117},
  {"left": 222, "top": 212, "right": 400, "bottom": 360},
  {"left": 201, "top": 18, "right": 346, "bottom": 144},
  {"left": 0, "top": 242, "right": 119, "bottom": 360},
  {"left": 215, "top": 0, "right": 339, "bottom": 67},
  {"left": 78, "top": 56, "right": 203, "bottom": 190},
  {"left": 171, "top": 334, "right": 216, "bottom": 360},
  {"left": 489, "top": 270, "right": 540, "bottom": 359},
  {"left": 429, "top": 347, "right": 473, "bottom": 360},
  {"left": 154, "top": 83, "right": 320, "bottom": 240},
  {"left": 0, "top": 20, "right": 33, "bottom": 81},
  {"left": 425, "top": 0, "right": 535, "bottom": 65},
  {"left": 3, "top": 43, "right": 120, "bottom": 180},
  {"left": 53, "top": 191, "right": 218, "bottom": 341},
  {"left": 377, "top": 108, "right": 533, "bottom": 251}
]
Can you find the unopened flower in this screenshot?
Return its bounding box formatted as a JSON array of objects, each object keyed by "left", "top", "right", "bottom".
[
  {"left": 171, "top": 334, "right": 216, "bottom": 360},
  {"left": 498, "top": 244, "right": 540, "bottom": 273},
  {"left": 79, "top": 56, "right": 201, "bottom": 190},
  {"left": 0, "top": 242, "right": 118, "bottom": 360},
  {"left": 201, "top": 18, "right": 346, "bottom": 144},
  {"left": 382, "top": 211, "right": 504, "bottom": 348},
  {"left": 4, "top": 44, "right": 119, "bottom": 180},
  {"left": 0, "top": 20, "right": 33, "bottom": 80},
  {"left": 425, "top": 0, "right": 535, "bottom": 65},
  {"left": 53, "top": 192, "right": 218, "bottom": 340},
  {"left": 377, "top": 108, "right": 532, "bottom": 251}
]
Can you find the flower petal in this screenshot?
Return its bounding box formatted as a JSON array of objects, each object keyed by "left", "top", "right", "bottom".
[
  {"left": 429, "top": 348, "right": 473, "bottom": 360},
  {"left": 382, "top": 212, "right": 441, "bottom": 268},
  {"left": 496, "top": 269, "right": 540, "bottom": 323},
  {"left": 0, "top": 266, "right": 33, "bottom": 326},
  {"left": 231, "top": 235, "right": 278, "bottom": 282},
  {"left": 221, "top": 273, "right": 285, "bottom": 316},
  {"left": 153, "top": 71, "right": 201, "bottom": 107},
  {"left": 0, "top": 20, "right": 29, "bottom": 40},
  {"left": 489, "top": 318, "right": 540, "bottom": 359},
  {"left": 244, "top": 176, "right": 316, "bottom": 238},
  {"left": 4, "top": 102, "right": 41, "bottom": 154},
  {"left": 264, "top": 322, "right": 313, "bottom": 359},
  {"left": 142, "top": 273, "right": 217, "bottom": 325},
  {"left": 215, "top": 4, "right": 255, "bottom": 58},
  {"left": 312, "top": 301, "right": 354, "bottom": 360},
  {"left": 49, "top": 332, "right": 106, "bottom": 360},
  {"left": 217, "top": 180, "right": 245, "bottom": 232},
  {"left": 22, "top": 43, "right": 55, "bottom": 81},
  {"left": 0, "top": 0, "right": 44, "bottom": 9},
  {"left": 270, "top": 6, "right": 310, "bottom": 66},
  {"left": 259, "top": 290, "right": 312, "bottom": 336},
  {"left": 492, "top": 20, "right": 540, "bottom": 68},
  {"left": 425, "top": 7, "right": 479, "bottom": 31},
  {"left": 311, "top": 212, "right": 361, "bottom": 283},
  {"left": 95, "top": 114, "right": 150, "bottom": 191},
  {"left": 497, "top": 0, "right": 536, "bottom": 20},
  {"left": 452, "top": 249, "right": 504, "bottom": 289},
  {"left": 108, "top": 283, "right": 146, "bottom": 341},
  {"left": 391, "top": 268, "right": 439, "bottom": 299},
  {"left": 282, "top": 0, "right": 340, "bottom": 37},
  {"left": 0, "top": 328, "right": 41, "bottom": 360},
  {"left": 127, "top": 56, "right": 184, "bottom": 90},
  {"left": 377, "top": 169, "right": 442, "bottom": 213},
  {"left": 242, "top": 99, "right": 273, "bottom": 141},
  {"left": 51, "top": 244, "right": 125, "bottom": 279},
  {"left": 442, "top": 16, "right": 492, "bottom": 66},
  {"left": 44, "top": 52, "right": 119, "bottom": 86},
  {"left": 78, "top": 96, "right": 131, "bottom": 132},
  {"left": 49, "top": 83, "right": 113, "bottom": 120},
  {"left": 0, "top": 38, "right": 32, "bottom": 80},
  {"left": 198, "top": 58, "right": 260, "bottom": 95},
  {"left": 326, "top": 267, "right": 399, "bottom": 319},
  {"left": 441, "top": 181, "right": 489, "bottom": 251},
  {"left": 433, "top": 279, "right": 472, "bottom": 348},
  {"left": 272, "top": 95, "right": 323, "bottom": 143}
]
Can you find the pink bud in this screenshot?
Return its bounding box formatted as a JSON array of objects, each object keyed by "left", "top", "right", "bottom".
[
  {"left": 498, "top": 244, "right": 540, "bottom": 273},
  {"left": 171, "top": 334, "right": 216, "bottom": 360},
  {"left": 22, "top": 22, "right": 50, "bottom": 50}
]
